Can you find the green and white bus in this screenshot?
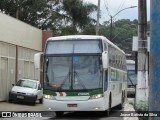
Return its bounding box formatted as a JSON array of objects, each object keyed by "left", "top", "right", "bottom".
[{"left": 34, "top": 35, "right": 127, "bottom": 117}]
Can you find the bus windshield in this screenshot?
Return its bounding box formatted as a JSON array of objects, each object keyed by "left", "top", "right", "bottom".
[
  {"left": 44, "top": 56, "right": 102, "bottom": 91},
  {"left": 45, "top": 40, "right": 102, "bottom": 54},
  {"left": 128, "top": 70, "right": 137, "bottom": 85}
]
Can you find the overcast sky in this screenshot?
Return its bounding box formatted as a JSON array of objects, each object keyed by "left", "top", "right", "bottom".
[{"left": 84, "top": 0, "right": 150, "bottom": 23}]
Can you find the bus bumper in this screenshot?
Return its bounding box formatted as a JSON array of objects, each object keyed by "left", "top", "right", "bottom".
[{"left": 43, "top": 98, "right": 107, "bottom": 111}]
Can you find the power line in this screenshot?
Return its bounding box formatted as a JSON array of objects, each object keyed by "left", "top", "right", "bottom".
[
  {"left": 104, "top": 0, "right": 111, "bottom": 17},
  {"left": 116, "top": 0, "right": 127, "bottom": 16}
]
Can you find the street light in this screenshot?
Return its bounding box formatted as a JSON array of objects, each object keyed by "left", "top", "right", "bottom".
[{"left": 110, "top": 6, "right": 137, "bottom": 41}]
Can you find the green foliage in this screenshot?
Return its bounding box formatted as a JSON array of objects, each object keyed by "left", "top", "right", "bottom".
[
  {"left": 0, "top": 0, "right": 50, "bottom": 27},
  {"left": 0, "top": 0, "right": 97, "bottom": 35},
  {"left": 99, "top": 19, "right": 138, "bottom": 54},
  {"left": 135, "top": 100, "right": 148, "bottom": 112},
  {"left": 79, "top": 25, "right": 96, "bottom": 35},
  {"left": 134, "top": 100, "right": 149, "bottom": 120}
]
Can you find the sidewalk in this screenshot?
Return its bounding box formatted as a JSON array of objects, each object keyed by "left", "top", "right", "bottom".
[{"left": 123, "top": 99, "right": 139, "bottom": 120}]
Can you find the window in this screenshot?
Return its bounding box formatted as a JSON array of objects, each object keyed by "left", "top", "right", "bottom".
[{"left": 46, "top": 40, "right": 102, "bottom": 54}]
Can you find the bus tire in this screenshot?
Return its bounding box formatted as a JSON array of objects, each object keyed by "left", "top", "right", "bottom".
[
  {"left": 106, "top": 94, "right": 111, "bottom": 116},
  {"left": 118, "top": 92, "right": 124, "bottom": 110},
  {"left": 56, "top": 111, "right": 64, "bottom": 117}
]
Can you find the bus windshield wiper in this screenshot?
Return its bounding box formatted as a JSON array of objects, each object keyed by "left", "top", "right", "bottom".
[
  {"left": 128, "top": 76, "right": 134, "bottom": 85},
  {"left": 60, "top": 72, "right": 70, "bottom": 89},
  {"left": 74, "top": 71, "right": 87, "bottom": 90}
]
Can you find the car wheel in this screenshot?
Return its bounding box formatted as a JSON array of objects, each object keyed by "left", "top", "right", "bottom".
[
  {"left": 31, "top": 96, "right": 37, "bottom": 105},
  {"left": 9, "top": 99, "right": 12, "bottom": 103},
  {"left": 39, "top": 98, "right": 43, "bottom": 104},
  {"left": 31, "top": 101, "right": 36, "bottom": 105},
  {"left": 56, "top": 111, "right": 64, "bottom": 117}
]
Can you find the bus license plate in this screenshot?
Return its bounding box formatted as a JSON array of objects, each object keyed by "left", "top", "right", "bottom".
[
  {"left": 67, "top": 104, "right": 77, "bottom": 107},
  {"left": 17, "top": 96, "right": 24, "bottom": 99}
]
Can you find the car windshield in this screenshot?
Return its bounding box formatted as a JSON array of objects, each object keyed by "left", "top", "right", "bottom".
[
  {"left": 127, "top": 70, "right": 137, "bottom": 85},
  {"left": 16, "top": 80, "right": 37, "bottom": 89}
]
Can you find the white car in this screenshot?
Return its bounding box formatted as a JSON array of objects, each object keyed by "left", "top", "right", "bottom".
[{"left": 9, "top": 79, "right": 43, "bottom": 105}]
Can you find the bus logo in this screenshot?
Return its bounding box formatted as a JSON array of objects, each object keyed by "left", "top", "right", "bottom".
[{"left": 78, "top": 93, "right": 90, "bottom": 96}]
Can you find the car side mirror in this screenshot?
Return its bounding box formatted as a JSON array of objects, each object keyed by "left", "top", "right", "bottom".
[{"left": 12, "top": 84, "right": 15, "bottom": 86}]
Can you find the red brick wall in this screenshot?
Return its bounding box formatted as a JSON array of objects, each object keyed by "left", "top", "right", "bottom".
[
  {"left": 41, "top": 31, "right": 53, "bottom": 85},
  {"left": 42, "top": 31, "right": 53, "bottom": 51}
]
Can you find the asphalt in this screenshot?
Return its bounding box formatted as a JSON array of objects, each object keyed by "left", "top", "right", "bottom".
[{"left": 0, "top": 98, "right": 139, "bottom": 120}]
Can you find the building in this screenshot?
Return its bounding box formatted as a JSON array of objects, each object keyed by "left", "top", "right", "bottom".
[{"left": 0, "top": 12, "right": 52, "bottom": 101}]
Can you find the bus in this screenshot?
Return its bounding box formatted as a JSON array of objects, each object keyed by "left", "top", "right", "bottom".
[
  {"left": 34, "top": 35, "right": 127, "bottom": 117},
  {"left": 126, "top": 60, "right": 137, "bottom": 97}
]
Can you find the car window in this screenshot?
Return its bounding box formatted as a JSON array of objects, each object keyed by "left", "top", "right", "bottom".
[{"left": 16, "top": 80, "right": 37, "bottom": 89}]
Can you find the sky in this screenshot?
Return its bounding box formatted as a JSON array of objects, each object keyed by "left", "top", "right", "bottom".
[{"left": 84, "top": 0, "right": 150, "bottom": 24}]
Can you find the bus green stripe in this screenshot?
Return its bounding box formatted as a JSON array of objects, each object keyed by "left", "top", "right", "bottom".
[
  {"left": 44, "top": 90, "right": 56, "bottom": 96},
  {"left": 43, "top": 89, "right": 103, "bottom": 96}
]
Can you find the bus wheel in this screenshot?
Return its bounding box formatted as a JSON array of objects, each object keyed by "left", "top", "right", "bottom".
[
  {"left": 118, "top": 93, "right": 124, "bottom": 110},
  {"left": 56, "top": 111, "right": 64, "bottom": 117},
  {"left": 106, "top": 96, "right": 111, "bottom": 116}
]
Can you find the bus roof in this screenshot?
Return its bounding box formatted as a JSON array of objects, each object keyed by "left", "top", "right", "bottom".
[
  {"left": 47, "top": 35, "right": 125, "bottom": 54},
  {"left": 47, "top": 35, "right": 103, "bottom": 41}
]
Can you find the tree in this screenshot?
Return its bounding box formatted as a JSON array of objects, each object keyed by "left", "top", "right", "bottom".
[
  {"left": 99, "top": 19, "right": 138, "bottom": 54},
  {"left": 0, "top": 0, "right": 97, "bottom": 35},
  {"left": 0, "top": 0, "right": 51, "bottom": 27},
  {"left": 52, "top": 0, "right": 97, "bottom": 35}
]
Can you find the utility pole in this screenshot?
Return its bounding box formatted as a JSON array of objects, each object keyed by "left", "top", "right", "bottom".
[
  {"left": 109, "top": 6, "right": 137, "bottom": 41},
  {"left": 136, "top": 0, "right": 148, "bottom": 106},
  {"left": 149, "top": 0, "right": 160, "bottom": 118},
  {"left": 96, "top": 0, "right": 100, "bottom": 35},
  {"left": 110, "top": 16, "right": 113, "bottom": 41}
]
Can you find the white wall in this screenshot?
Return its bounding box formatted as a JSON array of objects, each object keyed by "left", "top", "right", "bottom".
[
  {"left": 0, "top": 12, "right": 42, "bottom": 101},
  {"left": 0, "top": 12, "right": 42, "bottom": 51}
]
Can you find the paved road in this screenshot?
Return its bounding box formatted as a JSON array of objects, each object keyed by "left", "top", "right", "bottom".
[
  {"left": 1, "top": 111, "right": 123, "bottom": 120},
  {"left": 0, "top": 98, "right": 137, "bottom": 120},
  {"left": 0, "top": 102, "right": 123, "bottom": 120}
]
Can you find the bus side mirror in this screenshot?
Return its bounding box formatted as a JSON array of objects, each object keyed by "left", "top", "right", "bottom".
[
  {"left": 102, "top": 51, "right": 108, "bottom": 69},
  {"left": 34, "top": 52, "right": 43, "bottom": 69}
]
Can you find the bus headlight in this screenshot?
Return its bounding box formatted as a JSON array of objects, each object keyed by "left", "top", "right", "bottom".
[
  {"left": 89, "top": 94, "right": 104, "bottom": 99},
  {"left": 44, "top": 94, "right": 55, "bottom": 100}
]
